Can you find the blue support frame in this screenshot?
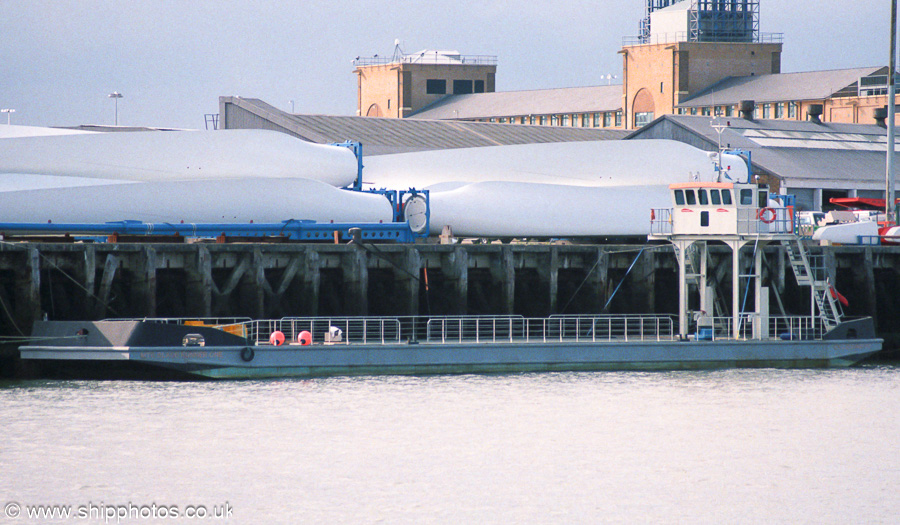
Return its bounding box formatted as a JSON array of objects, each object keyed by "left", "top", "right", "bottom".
[
  {"left": 0, "top": 220, "right": 424, "bottom": 243},
  {"left": 330, "top": 140, "right": 364, "bottom": 191}
]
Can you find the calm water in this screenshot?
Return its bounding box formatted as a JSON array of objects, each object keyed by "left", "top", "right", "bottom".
[{"left": 2, "top": 366, "right": 899, "bottom": 524}]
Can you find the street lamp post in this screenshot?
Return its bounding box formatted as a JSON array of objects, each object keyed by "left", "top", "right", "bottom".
[
  {"left": 108, "top": 92, "right": 123, "bottom": 125},
  {"left": 0, "top": 109, "right": 15, "bottom": 125}
]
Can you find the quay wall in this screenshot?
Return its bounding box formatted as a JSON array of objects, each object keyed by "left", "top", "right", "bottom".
[{"left": 1, "top": 241, "right": 898, "bottom": 375}]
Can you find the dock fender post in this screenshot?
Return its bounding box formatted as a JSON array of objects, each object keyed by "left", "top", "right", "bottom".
[{"left": 240, "top": 347, "right": 255, "bottom": 362}]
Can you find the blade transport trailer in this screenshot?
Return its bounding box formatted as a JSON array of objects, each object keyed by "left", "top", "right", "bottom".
[{"left": 19, "top": 181, "right": 881, "bottom": 380}]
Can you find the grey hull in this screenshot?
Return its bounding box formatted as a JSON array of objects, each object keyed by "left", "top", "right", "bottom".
[{"left": 20, "top": 321, "right": 882, "bottom": 380}]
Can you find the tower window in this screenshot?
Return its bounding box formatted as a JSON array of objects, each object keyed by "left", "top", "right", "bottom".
[
  {"left": 426, "top": 79, "right": 447, "bottom": 95},
  {"left": 453, "top": 80, "right": 473, "bottom": 94}
]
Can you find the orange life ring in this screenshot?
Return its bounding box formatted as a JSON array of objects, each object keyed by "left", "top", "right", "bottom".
[{"left": 758, "top": 207, "right": 776, "bottom": 224}]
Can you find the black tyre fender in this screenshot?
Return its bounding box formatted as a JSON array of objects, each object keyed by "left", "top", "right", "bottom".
[{"left": 240, "top": 347, "right": 255, "bottom": 362}]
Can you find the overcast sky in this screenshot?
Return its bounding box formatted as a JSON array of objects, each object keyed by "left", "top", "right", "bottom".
[{"left": 1, "top": 0, "right": 892, "bottom": 129}]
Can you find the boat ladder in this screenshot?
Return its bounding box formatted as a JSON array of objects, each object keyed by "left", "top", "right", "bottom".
[{"left": 785, "top": 238, "right": 843, "bottom": 330}]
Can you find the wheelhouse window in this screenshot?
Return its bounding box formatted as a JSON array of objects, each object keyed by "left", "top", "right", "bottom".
[
  {"left": 740, "top": 189, "right": 754, "bottom": 205},
  {"left": 710, "top": 189, "right": 721, "bottom": 205},
  {"left": 721, "top": 190, "right": 733, "bottom": 205},
  {"left": 698, "top": 189, "right": 709, "bottom": 205},
  {"left": 685, "top": 190, "right": 697, "bottom": 205},
  {"left": 674, "top": 189, "right": 685, "bottom": 205}
]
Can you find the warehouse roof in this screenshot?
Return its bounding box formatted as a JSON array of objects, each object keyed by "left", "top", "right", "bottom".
[
  {"left": 627, "top": 114, "right": 899, "bottom": 188},
  {"left": 220, "top": 97, "right": 627, "bottom": 155},
  {"left": 408, "top": 85, "right": 624, "bottom": 121},
  {"left": 679, "top": 67, "right": 884, "bottom": 107}
]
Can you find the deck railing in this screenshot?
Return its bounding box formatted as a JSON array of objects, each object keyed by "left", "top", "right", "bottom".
[
  {"left": 246, "top": 317, "right": 403, "bottom": 345},
  {"left": 129, "top": 314, "right": 831, "bottom": 346},
  {"left": 696, "top": 315, "right": 828, "bottom": 341},
  {"left": 425, "top": 315, "right": 677, "bottom": 344}
]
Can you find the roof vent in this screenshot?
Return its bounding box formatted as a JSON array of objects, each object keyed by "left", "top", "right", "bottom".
[
  {"left": 739, "top": 100, "right": 755, "bottom": 120},
  {"left": 807, "top": 104, "right": 824, "bottom": 124},
  {"left": 874, "top": 106, "right": 888, "bottom": 128}
]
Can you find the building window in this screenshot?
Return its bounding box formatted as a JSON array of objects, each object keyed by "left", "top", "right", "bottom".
[
  {"left": 789, "top": 102, "right": 798, "bottom": 119},
  {"left": 660, "top": 82, "right": 664, "bottom": 93},
  {"left": 474, "top": 80, "right": 485, "bottom": 93},
  {"left": 725, "top": 105, "right": 734, "bottom": 117},
  {"left": 581, "top": 114, "right": 589, "bottom": 127},
  {"left": 701, "top": 107, "right": 711, "bottom": 116},
  {"left": 603, "top": 112, "right": 613, "bottom": 127},
  {"left": 774, "top": 102, "right": 784, "bottom": 119},
  {"left": 387, "top": 99, "right": 391, "bottom": 110},
  {"left": 530, "top": 115, "right": 536, "bottom": 125},
  {"left": 426, "top": 79, "right": 447, "bottom": 95},
  {"left": 615, "top": 111, "right": 622, "bottom": 126},
  {"left": 634, "top": 111, "right": 654, "bottom": 127},
  {"left": 762, "top": 103, "right": 770, "bottom": 119},
  {"left": 562, "top": 114, "right": 569, "bottom": 126},
  {"left": 539, "top": 115, "right": 547, "bottom": 125},
  {"left": 593, "top": 113, "right": 600, "bottom": 127},
  {"left": 690, "top": 107, "right": 697, "bottom": 115},
  {"left": 453, "top": 80, "right": 473, "bottom": 94}
]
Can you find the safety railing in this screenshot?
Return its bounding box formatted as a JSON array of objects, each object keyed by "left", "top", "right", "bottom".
[
  {"left": 736, "top": 206, "right": 794, "bottom": 235},
  {"left": 246, "top": 317, "right": 403, "bottom": 346},
  {"left": 650, "top": 206, "right": 795, "bottom": 236},
  {"left": 695, "top": 315, "right": 828, "bottom": 341},
  {"left": 649, "top": 208, "right": 673, "bottom": 235},
  {"left": 353, "top": 54, "right": 497, "bottom": 67},
  {"left": 426, "top": 315, "right": 677, "bottom": 344}
]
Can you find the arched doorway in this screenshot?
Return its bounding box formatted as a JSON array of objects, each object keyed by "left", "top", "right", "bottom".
[
  {"left": 632, "top": 89, "right": 655, "bottom": 128},
  {"left": 366, "top": 103, "right": 383, "bottom": 117}
]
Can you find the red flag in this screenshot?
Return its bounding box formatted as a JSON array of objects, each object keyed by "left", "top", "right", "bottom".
[{"left": 829, "top": 285, "right": 849, "bottom": 307}]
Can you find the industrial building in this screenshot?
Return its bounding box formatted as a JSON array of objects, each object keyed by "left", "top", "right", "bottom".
[
  {"left": 353, "top": 0, "right": 896, "bottom": 130},
  {"left": 628, "top": 112, "right": 900, "bottom": 210},
  {"left": 219, "top": 96, "right": 627, "bottom": 155}
]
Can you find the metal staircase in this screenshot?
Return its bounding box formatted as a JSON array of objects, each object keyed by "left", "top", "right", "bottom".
[{"left": 785, "top": 238, "right": 843, "bottom": 330}]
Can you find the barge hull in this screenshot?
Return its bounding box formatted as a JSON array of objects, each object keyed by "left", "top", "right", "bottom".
[{"left": 20, "top": 341, "right": 881, "bottom": 380}]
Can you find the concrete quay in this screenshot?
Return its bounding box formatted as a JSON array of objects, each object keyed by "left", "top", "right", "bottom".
[{"left": 1, "top": 241, "right": 898, "bottom": 374}]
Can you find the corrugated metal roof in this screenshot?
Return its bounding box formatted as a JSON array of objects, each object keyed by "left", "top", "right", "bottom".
[
  {"left": 408, "top": 85, "right": 623, "bottom": 120},
  {"left": 627, "top": 114, "right": 899, "bottom": 187},
  {"left": 221, "top": 97, "right": 627, "bottom": 155},
  {"left": 678, "top": 67, "right": 884, "bottom": 107}
]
